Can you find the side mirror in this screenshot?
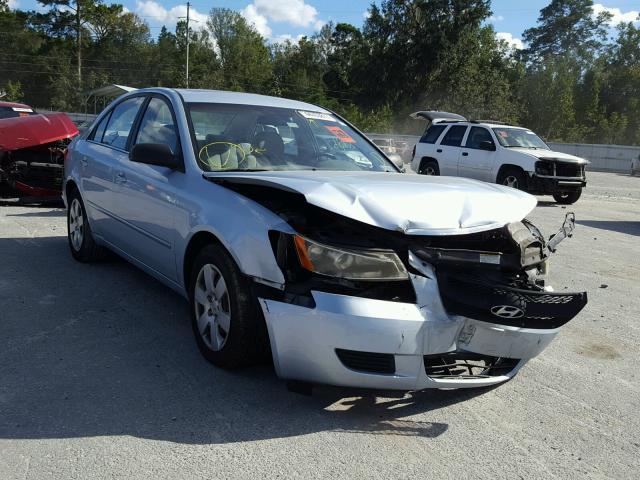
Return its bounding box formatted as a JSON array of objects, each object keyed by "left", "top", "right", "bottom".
[
  {"left": 479, "top": 140, "right": 496, "bottom": 151},
  {"left": 130, "top": 143, "right": 182, "bottom": 170},
  {"left": 387, "top": 153, "right": 404, "bottom": 170}
]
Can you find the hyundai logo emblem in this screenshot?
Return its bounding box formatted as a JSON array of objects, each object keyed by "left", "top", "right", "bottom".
[{"left": 490, "top": 305, "right": 525, "bottom": 319}]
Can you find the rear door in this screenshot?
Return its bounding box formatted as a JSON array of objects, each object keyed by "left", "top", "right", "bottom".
[
  {"left": 458, "top": 126, "right": 496, "bottom": 182},
  {"left": 79, "top": 96, "right": 145, "bottom": 241},
  {"left": 109, "top": 95, "right": 183, "bottom": 281},
  {"left": 435, "top": 125, "right": 468, "bottom": 176}
]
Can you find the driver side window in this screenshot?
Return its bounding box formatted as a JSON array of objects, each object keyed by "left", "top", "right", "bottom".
[
  {"left": 465, "top": 127, "right": 494, "bottom": 149},
  {"left": 134, "top": 97, "right": 179, "bottom": 155}
]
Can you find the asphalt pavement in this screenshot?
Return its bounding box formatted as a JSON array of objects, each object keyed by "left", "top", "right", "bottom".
[{"left": 0, "top": 171, "right": 638, "bottom": 479}]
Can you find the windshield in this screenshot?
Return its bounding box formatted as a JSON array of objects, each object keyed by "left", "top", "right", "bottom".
[
  {"left": 187, "top": 103, "right": 396, "bottom": 172},
  {"left": 492, "top": 127, "right": 550, "bottom": 149}
]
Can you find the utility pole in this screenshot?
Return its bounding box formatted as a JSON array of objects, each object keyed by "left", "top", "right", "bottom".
[
  {"left": 76, "top": 0, "right": 82, "bottom": 91},
  {"left": 185, "top": 2, "right": 190, "bottom": 88}
]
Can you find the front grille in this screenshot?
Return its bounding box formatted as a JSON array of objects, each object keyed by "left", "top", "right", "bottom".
[
  {"left": 555, "top": 162, "right": 582, "bottom": 177},
  {"left": 424, "top": 352, "right": 519, "bottom": 379},
  {"left": 336, "top": 349, "right": 396, "bottom": 375},
  {"left": 436, "top": 269, "right": 588, "bottom": 329}
]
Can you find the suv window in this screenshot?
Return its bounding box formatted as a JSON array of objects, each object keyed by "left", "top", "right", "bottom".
[
  {"left": 420, "top": 124, "right": 446, "bottom": 144},
  {"left": 101, "top": 96, "right": 145, "bottom": 150},
  {"left": 465, "top": 127, "right": 494, "bottom": 149},
  {"left": 440, "top": 125, "right": 467, "bottom": 147},
  {"left": 134, "top": 97, "right": 178, "bottom": 154}
]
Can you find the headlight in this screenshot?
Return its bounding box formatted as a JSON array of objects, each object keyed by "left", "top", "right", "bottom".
[
  {"left": 293, "top": 235, "right": 408, "bottom": 281},
  {"left": 535, "top": 160, "right": 554, "bottom": 176}
]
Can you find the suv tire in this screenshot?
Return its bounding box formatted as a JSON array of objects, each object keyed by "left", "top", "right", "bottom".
[
  {"left": 553, "top": 188, "right": 582, "bottom": 205},
  {"left": 419, "top": 159, "right": 440, "bottom": 175},
  {"left": 189, "top": 244, "right": 268, "bottom": 369},
  {"left": 498, "top": 168, "right": 526, "bottom": 191}
]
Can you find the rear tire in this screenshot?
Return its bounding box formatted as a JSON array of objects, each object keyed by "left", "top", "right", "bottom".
[
  {"left": 497, "top": 168, "right": 526, "bottom": 191},
  {"left": 188, "top": 244, "right": 268, "bottom": 369},
  {"left": 553, "top": 188, "right": 582, "bottom": 205},
  {"left": 419, "top": 159, "right": 440, "bottom": 175},
  {"left": 67, "top": 191, "right": 103, "bottom": 262}
]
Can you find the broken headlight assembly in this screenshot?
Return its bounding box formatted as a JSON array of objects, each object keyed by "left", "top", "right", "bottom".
[{"left": 292, "top": 235, "right": 408, "bottom": 281}]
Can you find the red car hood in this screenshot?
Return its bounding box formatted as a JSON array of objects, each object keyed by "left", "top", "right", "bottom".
[{"left": 0, "top": 112, "right": 79, "bottom": 151}]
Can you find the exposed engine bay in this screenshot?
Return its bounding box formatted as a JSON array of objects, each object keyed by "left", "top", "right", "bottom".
[
  {"left": 210, "top": 179, "right": 587, "bottom": 329},
  {"left": 0, "top": 111, "right": 78, "bottom": 200}
]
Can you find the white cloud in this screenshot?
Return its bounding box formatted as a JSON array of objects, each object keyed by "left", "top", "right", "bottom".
[
  {"left": 496, "top": 32, "right": 524, "bottom": 50},
  {"left": 241, "top": 4, "right": 272, "bottom": 37},
  {"left": 241, "top": 0, "right": 324, "bottom": 38},
  {"left": 593, "top": 4, "right": 639, "bottom": 25},
  {"left": 135, "top": 1, "right": 208, "bottom": 27},
  {"left": 7, "top": 0, "right": 19, "bottom": 9},
  {"left": 363, "top": 10, "right": 371, "bottom": 20},
  {"left": 489, "top": 15, "right": 504, "bottom": 23},
  {"left": 271, "top": 33, "right": 304, "bottom": 44}
]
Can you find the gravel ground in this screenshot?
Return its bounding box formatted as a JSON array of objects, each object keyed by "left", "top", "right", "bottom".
[{"left": 0, "top": 171, "right": 638, "bottom": 479}]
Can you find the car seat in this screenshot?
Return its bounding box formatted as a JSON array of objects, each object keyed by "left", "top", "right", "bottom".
[{"left": 253, "top": 131, "right": 285, "bottom": 166}]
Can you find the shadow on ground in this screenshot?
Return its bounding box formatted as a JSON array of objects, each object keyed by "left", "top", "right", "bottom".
[
  {"left": 0, "top": 233, "right": 489, "bottom": 445},
  {"left": 576, "top": 220, "right": 640, "bottom": 236}
]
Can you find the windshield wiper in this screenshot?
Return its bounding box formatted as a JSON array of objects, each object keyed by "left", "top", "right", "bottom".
[{"left": 212, "top": 168, "right": 273, "bottom": 172}]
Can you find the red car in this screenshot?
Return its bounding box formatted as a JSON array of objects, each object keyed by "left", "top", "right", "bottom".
[{"left": 0, "top": 101, "right": 79, "bottom": 200}]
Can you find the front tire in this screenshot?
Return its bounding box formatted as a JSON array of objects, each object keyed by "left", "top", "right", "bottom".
[
  {"left": 498, "top": 168, "right": 526, "bottom": 191},
  {"left": 67, "top": 191, "right": 103, "bottom": 262},
  {"left": 188, "top": 244, "right": 267, "bottom": 369},
  {"left": 553, "top": 188, "right": 582, "bottom": 205}
]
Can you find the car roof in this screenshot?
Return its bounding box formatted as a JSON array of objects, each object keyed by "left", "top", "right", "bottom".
[
  {"left": 0, "top": 101, "right": 32, "bottom": 109},
  {"left": 168, "top": 88, "right": 331, "bottom": 113}
]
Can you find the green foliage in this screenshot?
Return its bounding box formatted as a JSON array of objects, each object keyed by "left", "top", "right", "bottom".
[
  {"left": 1, "top": 0, "right": 640, "bottom": 144},
  {"left": 3, "top": 80, "right": 24, "bottom": 102}
]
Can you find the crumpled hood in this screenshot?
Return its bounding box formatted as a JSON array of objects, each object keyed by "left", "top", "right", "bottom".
[
  {"left": 0, "top": 112, "right": 78, "bottom": 152},
  {"left": 204, "top": 171, "right": 537, "bottom": 236},
  {"left": 510, "top": 147, "right": 589, "bottom": 164}
]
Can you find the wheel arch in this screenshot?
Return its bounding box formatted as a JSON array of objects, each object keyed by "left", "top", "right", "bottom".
[
  {"left": 419, "top": 157, "right": 439, "bottom": 173},
  {"left": 183, "top": 230, "right": 226, "bottom": 292},
  {"left": 496, "top": 164, "right": 526, "bottom": 181}
]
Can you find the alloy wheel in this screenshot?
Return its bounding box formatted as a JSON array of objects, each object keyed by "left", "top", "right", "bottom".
[
  {"left": 503, "top": 175, "right": 519, "bottom": 189},
  {"left": 194, "top": 264, "right": 231, "bottom": 351},
  {"left": 69, "top": 198, "right": 84, "bottom": 251}
]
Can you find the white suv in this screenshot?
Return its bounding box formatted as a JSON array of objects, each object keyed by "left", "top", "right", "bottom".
[{"left": 410, "top": 112, "right": 588, "bottom": 204}]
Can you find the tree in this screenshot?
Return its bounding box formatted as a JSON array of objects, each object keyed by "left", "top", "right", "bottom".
[
  {"left": 522, "top": 0, "right": 611, "bottom": 65},
  {"left": 206, "top": 8, "right": 271, "bottom": 92}
]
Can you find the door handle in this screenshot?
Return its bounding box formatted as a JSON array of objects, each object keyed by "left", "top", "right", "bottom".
[
  {"left": 80, "top": 157, "right": 88, "bottom": 167},
  {"left": 462, "top": 152, "right": 469, "bottom": 156},
  {"left": 436, "top": 149, "right": 442, "bottom": 153},
  {"left": 115, "top": 172, "right": 127, "bottom": 184}
]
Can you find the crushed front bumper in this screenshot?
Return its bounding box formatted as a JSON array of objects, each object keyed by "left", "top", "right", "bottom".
[
  {"left": 528, "top": 174, "right": 586, "bottom": 195},
  {"left": 259, "top": 258, "right": 585, "bottom": 390}
]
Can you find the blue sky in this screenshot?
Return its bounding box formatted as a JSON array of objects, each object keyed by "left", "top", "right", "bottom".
[{"left": 8, "top": 0, "right": 640, "bottom": 46}]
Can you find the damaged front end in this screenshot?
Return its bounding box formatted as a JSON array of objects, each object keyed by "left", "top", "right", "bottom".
[
  {"left": 0, "top": 112, "right": 79, "bottom": 200},
  {"left": 207, "top": 174, "right": 587, "bottom": 389}
]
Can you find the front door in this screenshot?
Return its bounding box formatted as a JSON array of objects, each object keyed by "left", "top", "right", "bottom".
[
  {"left": 458, "top": 126, "right": 496, "bottom": 182},
  {"left": 110, "top": 96, "right": 183, "bottom": 282}
]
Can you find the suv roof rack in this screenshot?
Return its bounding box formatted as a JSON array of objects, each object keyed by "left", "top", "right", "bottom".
[{"left": 470, "top": 119, "right": 509, "bottom": 125}]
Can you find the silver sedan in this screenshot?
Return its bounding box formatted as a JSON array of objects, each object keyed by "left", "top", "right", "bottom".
[{"left": 63, "top": 88, "right": 587, "bottom": 392}]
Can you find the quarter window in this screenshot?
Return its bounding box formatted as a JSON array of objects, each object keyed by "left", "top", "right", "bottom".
[
  {"left": 134, "top": 97, "right": 179, "bottom": 154},
  {"left": 440, "top": 125, "right": 468, "bottom": 147},
  {"left": 91, "top": 114, "right": 109, "bottom": 143},
  {"left": 465, "top": 127, "right": 494, "bottom": 149},
  {"left": 420, "top": 124, "right": 446, "bottom": 144},
  {"left": 101, "top": 96, "right": 145, "bottom": 151}
]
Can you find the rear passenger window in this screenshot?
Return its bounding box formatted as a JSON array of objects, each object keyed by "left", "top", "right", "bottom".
[
  {"left": 102, "top": 96, "right": 145, "bottom": 151},
  {"left": 440, "top": 125, "right": 468, "bottom": 147},
  {"left": 420, "top": 125, "right": 446, "bottom": 144},
  {"left": 134, "top": 97, "right": 178, "bottom": 154},
  {"left": 91, "top": 114, "right": 109, "bottom": 143}
]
